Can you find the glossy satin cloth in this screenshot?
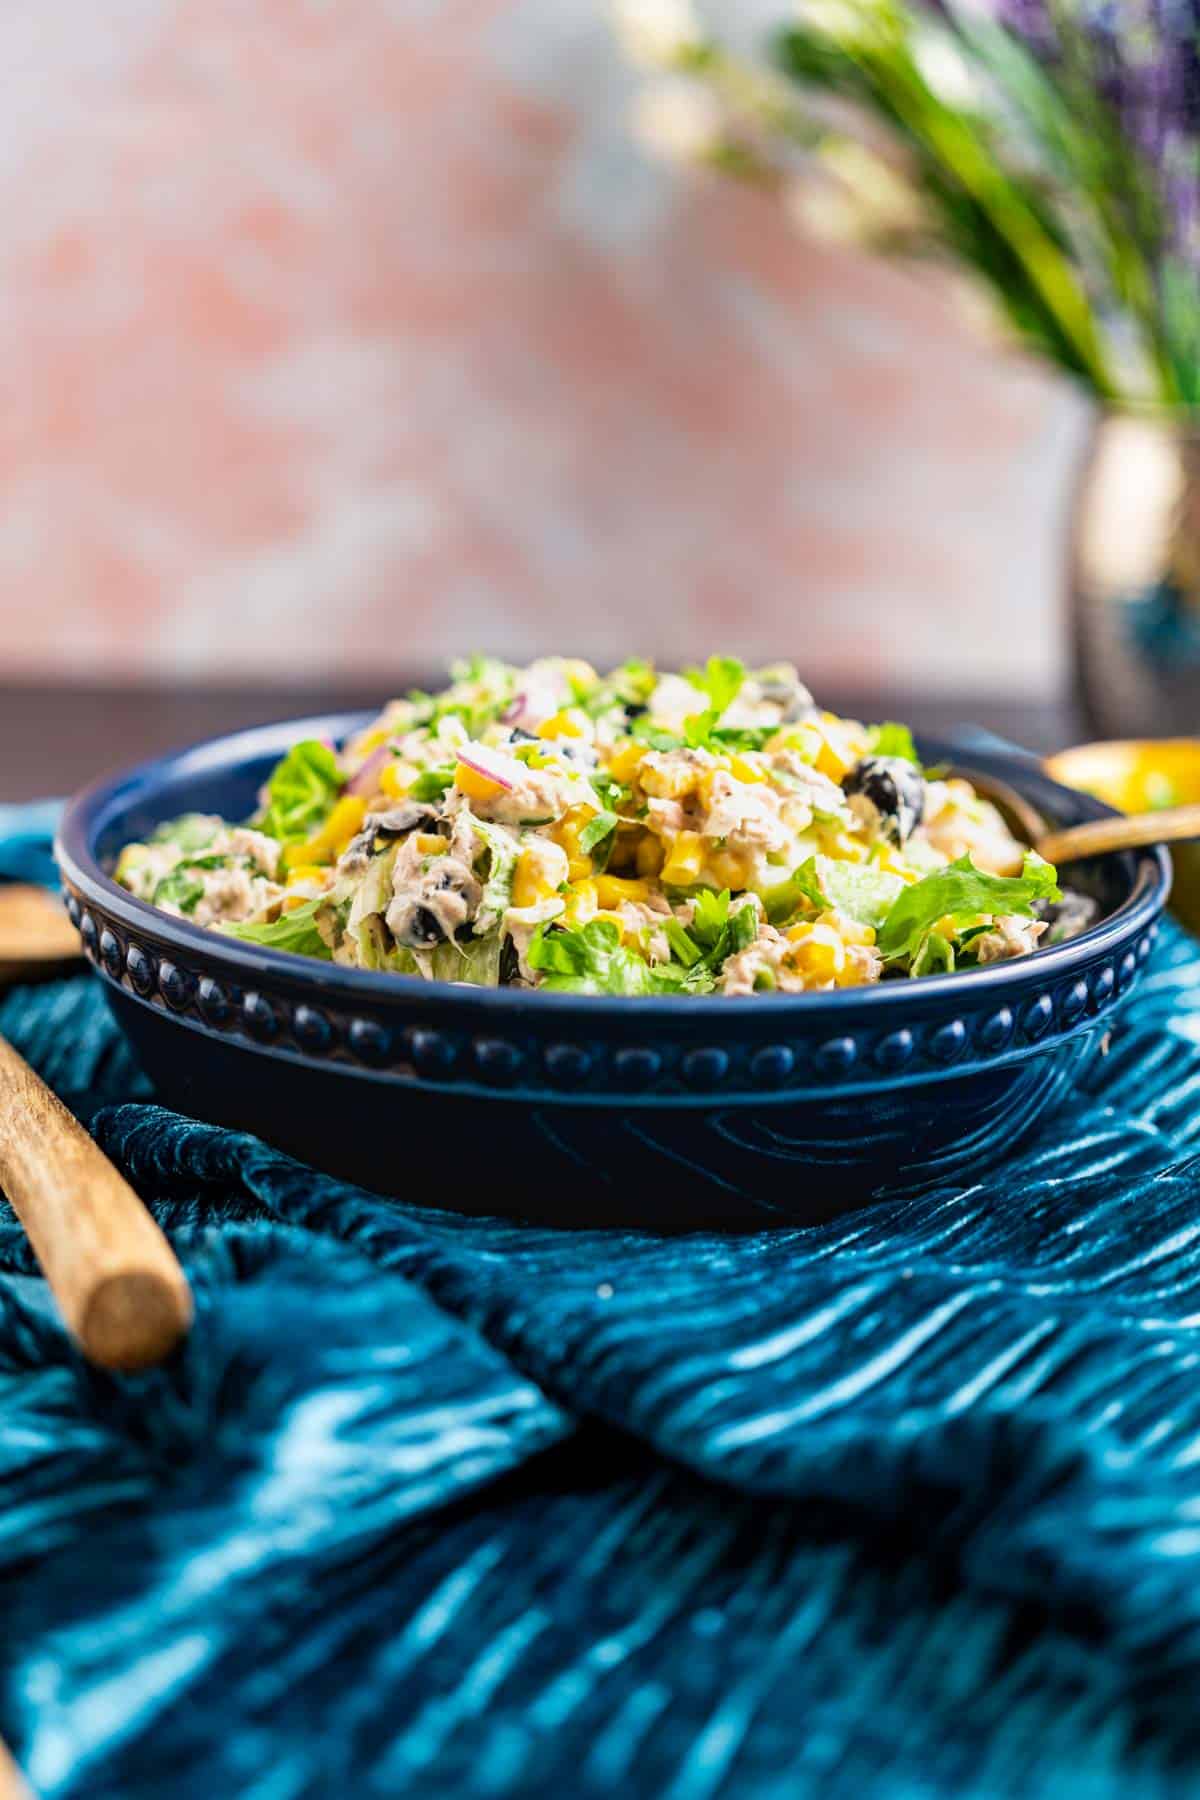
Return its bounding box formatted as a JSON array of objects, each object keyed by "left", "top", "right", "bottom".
[{"left": 4, "top": 808, "right": 1200, "bottom": 1797}]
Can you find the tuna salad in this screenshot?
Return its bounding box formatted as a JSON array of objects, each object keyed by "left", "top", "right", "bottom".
[{"left": 113, "top": 656, "right": 1092, "bottom": 995}]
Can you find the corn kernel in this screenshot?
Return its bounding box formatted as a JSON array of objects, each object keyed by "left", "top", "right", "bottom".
[
  {"left": 641, "top": 759, "right": 700, "bottom": 801},
  {"left": 607, "top": 742, "right": 643, "bottom": 784},
  {"left": 455, "top": 760, "right": 506, "bottom": 802},
  {"left": 282, "top": 794, "right": 367, "bottom": 869},
  {"left": 875, "top": 846, "right": 921, "bottom": 884},
  {"left": 536, "top": 708, "right": 588, "bottom": 740},
  {"left": 816, "top": 907, "right": 875, "bottom": 947},
  {"left": 813, "top": 714, "right": 869, "bottom": 783},
  {"left": 416, "top": 834, "right": 446, "bottom": 856},
  {"left": 594, "top": 874, "right": 653, "bottom": 909},
  {"left": 785, "top": 921, "right": 846, "bottom": 982},
  {"left": 286, "top": 864, "right": 325, "bottom": 887},
  {"left": 819, "top": 826, "right": 869, "bottom": 865},
  {"left": 512, "top": 839, "right": 570, "bottom": 910},
  {"left": 380, "top": 760, "right": 411, "bottom": 800},
  {"left": 635, "top": 834, "right": 665, "bottom": 878},
  {"left": 561, "top": 880, "right": 599, "bottom": 929},
  {"left": 729, "top": 754, "right": 766, "bottom": 785},
  {"left": 660, "top": 831, "right": 705, "bottom": 886},
  {"left": 707, "top": 848, "right": 752, "bottom": 891}
]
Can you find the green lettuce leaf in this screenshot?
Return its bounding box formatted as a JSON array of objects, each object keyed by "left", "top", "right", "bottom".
[
  {"left": 579, "top": 810, "right": 619, "bottom": 855},
  {"left": 867, "top": 721, "right": 920, "bottom": 765},
  {"left": 470, "top": 817, "right": 519, "bottom": 934},
  {"left": 425, "top": 930, "right": 504, "bottom": 986},
  {"left": 527, "top": 919, "right": 669, "bottom": 995},
  {"left": 151, "top": 853, "right": 227, "bottom": 915},
  {"left": 876, "top": 854, "right": 1061, "bottom": 963},
  {"left": 660, "top": 890, "right": 758, "bottom": 981},
  {"left": 910, "top": 930, "right": 955, "bottom": 978},
  {"left": 150, "top": 813, "right": 220, "bottom": 853},
  {"left": 764, "top": 856, "right": 902, "bottom": 929},
  {"left": 407, "top": 766, "right": 456, "bottom": 801},
  {"left": 224, "top": 899, "right": 333, "bottom": 961},
  {"left": 256, "top": 740, "right": 341, "bottom": 844}
]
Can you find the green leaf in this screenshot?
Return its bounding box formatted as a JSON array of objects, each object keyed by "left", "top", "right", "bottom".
[
  {"left": 689, "top": 655, "right": 745, "bottom": 716},
  {"left": 631, "top": 717, "right": 685, "bottom": 752},
  {"left": 407, "top": 766, "right": 455, "bottom": 802},
  {"left": 256, "top": 740, "right": 342, "bottom": 844},
  {"left": 867, "top": 721, "right": 919, "bottom": 764},
  {"left": 150, "top": 813, "right": 220, "bottom": 853},
  {"left": 527, "top": 919, "right": 663, "bottom": 995},
  {"left": 763, "top": 860, "right": 827, "bottom": 927},
  {"left": 764, "top": 855, "right": 903, "bottom": 930},
  {"left": 689, "top": 888, "right": 731, "bottom": 948},
  {"left": 876, "top": 853, "right": 1060, "bottom": 963},
  {"left": 663, "top": 917, "right": 704, "bottom": 967},
  {"left": 151, "top": 853, "right": 227, "bottom": 915},
  {"left": 584, "top": 659, "right": 657, "bottom": 718},
  {"left": 470, "top": 817, "right": 519, "bottom": 933},
  {"left": 151, "top": 868, "right": 205, "bottom": 914},
  {"left": 910, "top": 930, "right": 955, "bottom": 978},
  {"left": 579, "top": 810, "right": 619, "bottom": 855},
  {"left": 428, "top": 929, "right": 504, "bottom": 987},
  {"left": 224, "top": 899, "right": 334, "bottom": 961}
]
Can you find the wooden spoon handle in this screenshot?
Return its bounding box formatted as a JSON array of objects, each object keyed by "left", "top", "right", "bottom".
[
  {"left": 0, "top": 1735, "right": 31, "bottom": 1799},
  {"left": 1037, "top": 803, "right": 1200, "bottom": 867},
  {"left": 0, "top": 1036, "right": 192, "bottom": 1369}
]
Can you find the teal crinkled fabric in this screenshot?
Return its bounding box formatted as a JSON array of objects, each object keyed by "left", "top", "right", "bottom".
[{"left": 6, "top": 810, "right": 1200, "bottom": 1795}]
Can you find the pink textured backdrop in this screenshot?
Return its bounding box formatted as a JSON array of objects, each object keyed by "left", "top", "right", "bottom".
[{"left": 0, "top": 0, "right": 1087, "bottom": 692}]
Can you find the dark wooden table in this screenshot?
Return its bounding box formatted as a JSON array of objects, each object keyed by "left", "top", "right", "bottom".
[{"left": 0, "top": 682, "right": 1084, "bottom": 804}]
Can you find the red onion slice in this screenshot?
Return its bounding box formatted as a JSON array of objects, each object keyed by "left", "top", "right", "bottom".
[
  {"left": 456, "top": 745, "right": 519, "bottom": 792},
  {"left": 347, "top": 744, "right": 391, "bottom": 796}
]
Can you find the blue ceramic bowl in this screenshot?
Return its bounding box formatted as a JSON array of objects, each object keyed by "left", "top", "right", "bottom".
[{"left": 56, "top": 714, "right": 1170, "bottom": 1227}]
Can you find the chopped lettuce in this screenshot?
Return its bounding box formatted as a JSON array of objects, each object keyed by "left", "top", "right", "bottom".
[
  {"left": 346, "top": 843, "right": 400, "bottom": 968},
  {"left": 471, "top": 817, "right": 519, "bottom": 934},
  {"left": 429, "top": 930, "right": 504, "bottom": 986},
  {"left": 765, "top": 856, "right": 903, "bottom": 929},
  {"left": 224, "top": 899, "right": 334, "bottom": 961},
  {"left": 867, "top": 721, "right": 920, "bottom": 765},
  {"left": 527, "top": 919, "right": 674, "bottom": 995},
  {"left": 151, "top": 853, "right": 227, "bottom": 915},
  {"left": 150, "top": 813, "right": 220, "bottom": 853},
  {"left": 583, "top": 658, "right": 656, "bottom": 718},
  {"left": 579, "top": 810, "right": 619, "bottom": 856},
  {"left": 660, "top": 889, "right": 758, "bottom": 980},
  {"left": 256, "top": 740, "right": 341, "bottom": 844},
  {"left": 910, "top": 931, "right": 955, "bottom": 978},
  {"left": 686, "top": 655, "right": 745, "bottom": 718},
  {"left": 407, "top": 766, "right": 456, "bottom": 802},
  {"left": 677, "top": 657, "right": 781, "bottom": 754},
  {"left": 876, "top": 854, "right": 1061, "bottom": 963}
]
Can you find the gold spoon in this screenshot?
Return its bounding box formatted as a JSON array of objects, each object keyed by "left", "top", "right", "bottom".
[
  {"left": 0, "top": 1736, "right": 31, "bottom": 1799},
  {"left": 952, "top": 767, "right": 1200, "bottom": 866},
  {"left": 0, "top": 885, "right": 193, "bottom": 1370}
]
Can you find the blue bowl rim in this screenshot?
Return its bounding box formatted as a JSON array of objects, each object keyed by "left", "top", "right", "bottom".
[{"left": 55, "top": 710, "right": 1172, "bottom": 1019}]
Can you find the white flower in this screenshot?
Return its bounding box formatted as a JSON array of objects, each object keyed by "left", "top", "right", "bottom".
[
  {"left": 788, "top": 138, "right": 926, "bottom": 246},
  {"left": 611, "top": 0, "right": 704, "bottom": 70},
  {"left": 912, "top": 29, "right": 982, "bottom": 109},
  {"left": 793, "top": 0, "right": 877, "bottom": 43},
  {"left": 632, "top": 78, "right": 727, "bottom": 164}
]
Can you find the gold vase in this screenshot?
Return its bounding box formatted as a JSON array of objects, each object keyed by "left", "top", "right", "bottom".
[{"left": 1072, "top": 409, "right": 1200, "bottom": 739}]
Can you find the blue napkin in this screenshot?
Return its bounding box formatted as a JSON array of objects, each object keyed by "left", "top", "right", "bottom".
[{"left": 3, "top": 804, "right": 1200, "bottom": 1798}]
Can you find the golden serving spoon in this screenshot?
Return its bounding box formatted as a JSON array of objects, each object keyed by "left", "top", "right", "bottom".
[
  {"left": 952, "top": 768, "right": 1200, "bottom": 866},
  {"left": 0, "top": 885, "right": 193, "bottom": 1370},
  {"left": 0, "top": 1735, "right": 31, "bottom": 1799}
]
